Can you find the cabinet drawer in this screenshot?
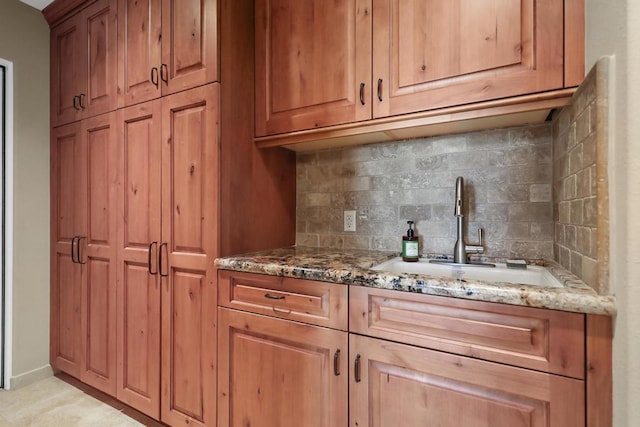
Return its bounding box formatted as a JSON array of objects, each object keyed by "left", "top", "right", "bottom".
[
  {"left": 218, "top": 270, "right": 348, "bottom": 330},
  {"left": 349, "top": 286, "right": 585, "bottom": 379}
]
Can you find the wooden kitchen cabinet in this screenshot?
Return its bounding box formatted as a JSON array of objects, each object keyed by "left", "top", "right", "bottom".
[
  {"left": 51, "top": 0, "right": 118, "bottom": 126},
  {"left": 116, "top": 84, "right": 218, "bottom": 426},
  {"left": 50, "top": 112, "right": 119, "bottom": 396},
  {"left": 218, "top": 308, "right": 348, "bottom": 427},
  {"left": 217, "top": 270, "right": 349, "bottom": 427},
  {"left": 349, "top": 333, "right": 584, "bottom": 427},
  {"left": 118, "top": 0, "right": 218, "bottom": 107},
  {"left": 255, "top": 0, "right": 578, "bottom": 140}
]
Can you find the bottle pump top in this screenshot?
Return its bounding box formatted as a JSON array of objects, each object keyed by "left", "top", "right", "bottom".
[{"left": 406, "top": 221, "right": 415, "bottom": 238}]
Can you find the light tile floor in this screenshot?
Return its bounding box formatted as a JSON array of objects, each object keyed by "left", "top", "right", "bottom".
[{"left": 0, "top": 376, "right": 143, "bottom": 426}]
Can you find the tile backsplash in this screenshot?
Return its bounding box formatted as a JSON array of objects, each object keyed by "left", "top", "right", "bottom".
[
  {"left": 552, "top": 58, "right": 610, "bottom": 293},
  {"left": 296, "top": 124, "right": 555, "bottom": 261}
]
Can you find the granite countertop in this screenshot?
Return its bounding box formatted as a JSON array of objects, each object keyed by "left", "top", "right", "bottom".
[{"left": 215, "top": 246, "right": 616, "bottom": 316}]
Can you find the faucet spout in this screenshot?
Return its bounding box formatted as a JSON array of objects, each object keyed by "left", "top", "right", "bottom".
[{"left": 454, "top": 176, "right": 463, "bottom": 217}]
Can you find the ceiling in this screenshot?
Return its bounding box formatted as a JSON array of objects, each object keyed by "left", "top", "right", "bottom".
[{"left": 18, "top": 0, "right": 53, "bottom": 10}]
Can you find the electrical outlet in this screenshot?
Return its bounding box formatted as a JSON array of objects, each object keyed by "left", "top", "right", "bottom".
[{"left": 344, "top": 210, "right": 356, "bottom": 232}]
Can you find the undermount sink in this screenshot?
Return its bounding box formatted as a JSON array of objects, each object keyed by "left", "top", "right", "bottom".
[{"left": 372, "top": 257, "right": 564, "bottom": 288}]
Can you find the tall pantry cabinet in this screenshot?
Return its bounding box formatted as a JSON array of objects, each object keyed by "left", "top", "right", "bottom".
[{"left": 46, "top": 0, "right": 297, "bottom": 426}]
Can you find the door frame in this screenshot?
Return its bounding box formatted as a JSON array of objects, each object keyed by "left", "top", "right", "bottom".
[{"left": 0, "top": 57, "right": 14, "bottom": 390}]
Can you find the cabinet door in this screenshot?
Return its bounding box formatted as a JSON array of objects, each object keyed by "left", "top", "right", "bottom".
[
  {"left": 160, "top": 0, "right": 218, "bottom": 95},
  {"left": 51, "top": 122, "right": 83, "bottom": 377},
  {"left": 159, "top": 84, "right": 218, "bottom": 426},
  {"left": 51, "top": 13, "right": 86, "bottom": 126},
  {"left": 254, "top": 0, "right": 372, "bottom": 136},
  {"left": 118, "top": 0, "right": 162, "bottom": 106},
  {"left": 218, "top": 308, "right": 348, "bottom": 427},
  {"left": 78, "top": 112, "right": 119, "bottom": 396},
  {"left": 116, "top": 100, "right": 163, "bottom": 418},
  {"left": 83, "top": 0, "right": 119, "bottom": 117},
  {"left": 350, "top": 334, "right": 584, "bottom": 427},
  {"left": 372, "top": 0, "right": 564, "bottom": 118}
]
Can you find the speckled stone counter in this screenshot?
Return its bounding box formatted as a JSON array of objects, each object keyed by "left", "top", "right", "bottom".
[{"left": 215, "top": 246, "right": 616, "bottom": 316}]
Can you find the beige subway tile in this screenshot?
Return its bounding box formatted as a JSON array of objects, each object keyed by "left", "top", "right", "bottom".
[
  {"left": 564, "top": 175, "right": 577, "bottom": 200},
  {"left": 307, "top": 193, "right": 331, "bottom": 206},
  {"left": 342, "top": 235, "right": 371, "bottom": 250},
  {"left": 568, "top": 144, "right": 584, "bottom": 175},
  {"left": 296, "top": 233, "right": 319, "bottom": 247},
  {"left": 559, "top": 201, "right": 571, "bottom": 223},
  {"left": 570, "top": 199, "right": 584, "bottom": 224},
  {"left": 531, "top": 223, "right": 554, "bottom": 241},
  {"left": 558, "top": 245, "right": 571, "bottom": 270},
  {"left": 584, "top": 196, "right": 597, "bottom": 226},
  {"left": 508, "top": 203, "right": 552, "bottom": 222},
  {"left": 555, "top": 223, "right": 565, "bottom": 245},
  {"left": 575, "top": 109, "right": 591, "bottom": 143},
  {"left": 566, "top": 225, "right": 576, "bottom": 250},
  {"left": 570, "top": 251, "right": 583, "bottom": 277},
  {"left": 576, "top": 169, "right": 591, "bottom": 198},
  {"left": 296, "top": 152, "right": 318, "bottom": 166},
  {"left": 319, "top": 235, "right": 344, "bottom": 249},
  {"left": 399, "top": 205, "right": 431, "bottom": 221},
  {"left": 317, "top": 149, "right": 343, "bottom": 164},
  {"left": 343, "top": 176, "right": 371, "bottom": 192},
  {"left": 530, "top": 184, "right": 552, "bottom": 202},
  {"left": 582, "top": 256, "right": 598, "bottom": 290},
  {"left": 576, "top": 226, "right": 591, "bottom": 255},
  {"left": 582, "top": 132, "right": 597, "bottom": 167}
]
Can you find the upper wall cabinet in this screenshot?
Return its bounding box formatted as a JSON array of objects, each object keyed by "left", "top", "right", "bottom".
[
  {"left": 51, "top": 0, "right": 118, "bottom": 127},
  {"left": 255, "top": 0, "right": 582, "bottom": 143},
  {"left": 118, "top": 0, "right": 218, "bottom": 107},
  {"left": 254, "top": 0, "right": 372, "bottom": 136}
]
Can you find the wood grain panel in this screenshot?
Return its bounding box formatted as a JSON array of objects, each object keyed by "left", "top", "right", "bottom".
[
  {"left": 255, "top": 0, "right": 372, "bottom": 135},
  {"left": 565, "top": 0, "right": 585, "bottom": 87},
  {"left": 586, "top": 315, "right": 613, "bottom": 427},
  {"left": 51, "top": 14, "right": 84, "bottom": 126},
  {"left": 373, "top": 0, "right": 564, "bottom": 118},
  {"left": 80, "top": 112, "right": 118, "bottom": 396},
  {"left": 117, "top": 101, "right": 162, "bottom": 418},
  {"left": 51, "top": 122, "right": 82, "bottom": 378},
  {"left": 118, "top": 0, "right": 162, "bottom": 106},
  {"left": 350, "top": 286, "right": 585, "bottom": 379},
  {"left": 161, "top": 0, "right": 218, "bottom": 95},
  {"left": 218, "top": 308, "right": 348, "bottom": 427},
  {"left": 160, "top": 84, "right": 218, "bottom": 427},
  {"left": 350, "top": 334, "right": 585, "bottom": 427},
  {"left": 117, "top": 262, "right": 160, "bottom": 417},
  {"left": 84, "top": 0, "right": 118, "bottom": 116},
  {"left": 218, "top": 270, "right": 348, "bottom": 330}
]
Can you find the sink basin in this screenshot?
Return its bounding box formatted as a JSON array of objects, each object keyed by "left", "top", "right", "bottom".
[{"left": 372, "top": 257, "right": 563, "bottom": 287}]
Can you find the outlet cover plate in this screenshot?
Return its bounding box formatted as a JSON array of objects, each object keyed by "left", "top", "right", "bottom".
[{"left": 344, "top": 210, "right": 356, "bottom": 232}]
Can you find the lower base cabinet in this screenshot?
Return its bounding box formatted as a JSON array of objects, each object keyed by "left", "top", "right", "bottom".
[
  {"left": 217, "top": 308, "right": 348, "bottom": 427},
  {"left": 349, "top": 334, "right": 584, "bottom": 427}
]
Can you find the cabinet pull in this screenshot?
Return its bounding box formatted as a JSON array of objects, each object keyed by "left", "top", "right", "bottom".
[
  {"left": 159, "top": 242, "right": 169, "bottom": 277},
  {"left": 79, "top": 93, "right": 86, "bottom": 109},
  {"left": 354, "top": 354, "right": 361, "bottom": 383},
  {"left": 264, "top": 293, "right": 285, "bottom": 300},
  {"left": 333, "top": 349, "right": 341, "bottom": 376},
  {"left": 151, "top": 67, "right": 159, "bottom": 87},
  {"left": 70, "top": 236, "right": 78, "bottom": 263},
  {"left": 377, "top": 78, "right": 383, "bottom": 102},
  {"left": 272, "top": 306, "right": 292, "bottom": 314},
  {"left": 148, "top": 241, "right": 158, "bottom": 275},
  {"left": 359, "top": 82, "right": 365, "bottom": 105},
  {"left": 72, "top": 96, "right": 80, "bottom": 111},
  {"left": 76, "top": 236, "right": 86, "bottom": 265},
  {"left": 160, "top": 64, "right": 168, "bottom": 84}
]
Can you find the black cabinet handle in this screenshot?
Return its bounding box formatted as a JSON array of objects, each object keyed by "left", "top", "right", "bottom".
[
  {"left": 377, "top": 78, "right": 383, "bottom": 102},
  {"left": 334, "top": 349, "right": 341, "bottom": 376},
  {"left": 264, "top": 293, "right": 285, "bottom": 300},
  {"left": 148, "top": 241, "right": 158, "bottom": 275},
  {"left": 79, "top": 93, "right": 86, "bottom": 109},
  {"left": 76, "top": 236, "right": 86, "bottom": 265},
  {"left": 159, "top": 242, "right": 168, "bottom": 277},
  {"left": 354, "top": 354, "right": 361, "bottom": 383},
  {"left": 160, "top": 64, "right": 168, "bottom": 84},
  {"left": 151, "top": 67, "right": 159, "bottom": 87},
  {"left": 359, "top": 82, "right": 365, "bottom": 105}
]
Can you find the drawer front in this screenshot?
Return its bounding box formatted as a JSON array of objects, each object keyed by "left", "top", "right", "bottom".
[
  {"left": 349, "top": 286, "right": 585, "bottom": 379},
  {"left": 218, "top": 270, "right": 348, "bottom": 330}
]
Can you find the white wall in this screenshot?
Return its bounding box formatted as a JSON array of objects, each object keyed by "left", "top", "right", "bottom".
[
  {"left": 0, "top": 0, "right": 51, "bottom": 387},
  {"left": 586, "top": 1, "right": 640, "bottom": 425}
]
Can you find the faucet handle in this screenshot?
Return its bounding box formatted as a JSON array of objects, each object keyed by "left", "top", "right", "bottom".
[
  {"left": 465, "top": 228, "right": 485, "bottom": 255},
  {"left": 477, "top": 228, "right": 484, "bottom": 246}
]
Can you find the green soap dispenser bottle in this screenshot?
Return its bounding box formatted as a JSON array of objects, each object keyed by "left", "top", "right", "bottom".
[{"left": 402, "top": 221, "right": 420, "bottom": 262}]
